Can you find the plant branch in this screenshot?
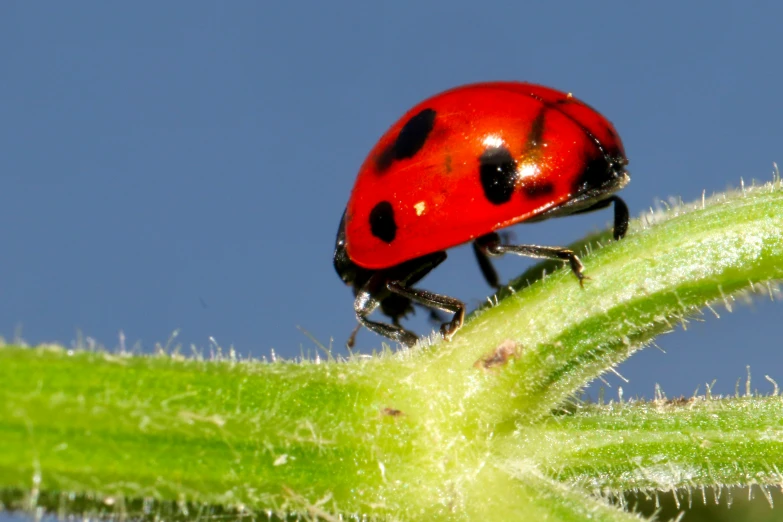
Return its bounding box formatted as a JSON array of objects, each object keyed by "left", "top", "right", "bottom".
[
  {"left": 503, "top": 396, "right": 783, "bottom": 495},
  {"left": 1, "top": 181, "right": 782, "bottom": 520}
]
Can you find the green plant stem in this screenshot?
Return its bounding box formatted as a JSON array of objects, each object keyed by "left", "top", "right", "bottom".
[
  {"left": 0, "top": 346, "right": 642, "bottom": 521},
  {"left": 1, "top": 181, "right": 783, "bottom": 520},
  {"left": 517, "top": 396, "right": 783, "bottom": 493},
  {"left": 421, "top": 183, "right": 783, "bottom": 427}
]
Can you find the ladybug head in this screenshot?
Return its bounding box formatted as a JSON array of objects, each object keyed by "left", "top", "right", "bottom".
[{"left": 334, "top": 209, "right": 365, "bottom": 287}]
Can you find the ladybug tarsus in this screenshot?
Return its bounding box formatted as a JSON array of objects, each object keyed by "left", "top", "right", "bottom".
[{"left": 346, "top": 322, "right": 361, "bottom": 350}]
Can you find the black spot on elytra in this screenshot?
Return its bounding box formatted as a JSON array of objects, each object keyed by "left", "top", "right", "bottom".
[
  {"left": 376, "top": 108, "right": 436, "bottom": 173},
  {"left": 479, "top": 146, "right": 517, "bottom": 205},
  {"left": 369, "top": 201, "right": 397, "bottom": 243},
  {"left": 376, "top": 146, "right": 395, "bottom": 172},
  {"left": 396, "top": 108, "right": 436, "bottom": 159},
  {"left": 522, "top": 182, "right": 555, "bottom": 199}
]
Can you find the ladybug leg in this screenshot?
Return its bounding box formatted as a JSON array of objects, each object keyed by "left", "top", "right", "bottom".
[
  {"left": 483, "top": 237, "right": 586, "bottom": 286},
  {"left": 386, "top": 282, "right": 465, "bottom": 342},
  {"left": 346, "top": 323, "right": 362, "bottom": 350},
  {"left": 354, "top": 252, "right": 453, "bottom": 346},
  {"left": 386, "top": 251, "right": 465, "bottom": 342},
  {"left": 608, "top": 195, "right": 630, "bottom": 240},
  {"left": 572, "top": 195, "right": 630, "bottom": 240},
  {"left": 354, "top": 273, "right": 419, "bottom": 347},
  {"left": 473, "top": 233, "right": 503, "bottom": 289},
  {"left": 426, "top": 308, "right": 448, "bottom": 325}
]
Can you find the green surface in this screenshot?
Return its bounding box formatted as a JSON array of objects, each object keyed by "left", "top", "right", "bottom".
[{"left": 2, "top": 180, "right": 783, "bottom": 520}]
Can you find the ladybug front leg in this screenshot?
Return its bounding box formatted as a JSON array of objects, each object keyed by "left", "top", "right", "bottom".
[
  {"left": 386, "top": 281, "right": 465, "bottom": 342},
  {"left": 354, "top": 251, "right": 455, "bottom": 346},
  {"left": 384, "top": 252, "right": 465, "bottom": 341},
  {"left": 354, "top": 273, "right": 420, "bottom": 347}
]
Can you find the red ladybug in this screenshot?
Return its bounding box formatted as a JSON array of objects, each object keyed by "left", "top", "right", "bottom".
[{"left": 334, "top": 82, "right": 630, "bottom": 347}]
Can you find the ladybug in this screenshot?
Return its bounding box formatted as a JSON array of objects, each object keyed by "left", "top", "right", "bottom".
[{"left": 334, "top": 82, "right": 630, "bottom": 347}]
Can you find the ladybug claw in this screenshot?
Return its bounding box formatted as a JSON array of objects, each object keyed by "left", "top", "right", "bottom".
[
  {"left": 441, "top": 331, "right": 456, "bottom": 343},
  {"left": 439, "top": 311, "right": 465, "bottom": 342},
  {"left": 440, "top": 323, "right": 454, "bottom": 341},
  {"left": 399, "top": 331, "right": 419, "bottom": 347},
  {"left": 346, "top": 323, "right": 362, "bottom": 350}
]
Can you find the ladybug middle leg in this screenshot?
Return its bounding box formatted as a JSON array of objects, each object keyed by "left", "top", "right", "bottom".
[
  {"left": 347, "top": 283, "right": 414, "bottom": 349},
  {"left": 476, "top": 232, "right": 587, "bottom": 285},
  {"left": 354, "top": 252, "right": 465, "bottom": 346},
  {"left": 473, "top": 240, "right": 502, "bottom": 290},
  {"left": 473, "top": 196, "right": 630, "bottom": 288},
  {"left": 473, "top": 230, "right": 517, "bottom": 289}
]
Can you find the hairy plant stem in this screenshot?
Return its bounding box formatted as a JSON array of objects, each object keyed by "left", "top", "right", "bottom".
[{"left": 1, "top": 181, "right": 782, "bottom": 521}]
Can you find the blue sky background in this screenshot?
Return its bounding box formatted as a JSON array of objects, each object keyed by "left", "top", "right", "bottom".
[{"left": 1, "top": 1, "right": 782, "bottom": 410}]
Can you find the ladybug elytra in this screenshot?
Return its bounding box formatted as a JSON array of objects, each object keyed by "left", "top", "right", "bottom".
[{"left": 334, "top": 82, "right": 630, "bottom": 347}]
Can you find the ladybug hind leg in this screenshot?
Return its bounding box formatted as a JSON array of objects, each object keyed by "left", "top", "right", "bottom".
[
  {"left": 571, "top": 195, "right": 630, "bottom": 240},
  {"left": 353, "top": 251, "right": 465, "bottom": 346}
]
